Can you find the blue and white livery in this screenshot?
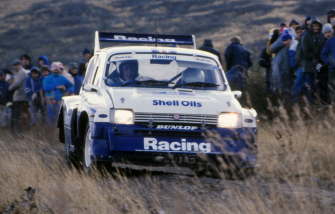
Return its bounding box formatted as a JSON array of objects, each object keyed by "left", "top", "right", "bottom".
[{"left": 57, "top": 32, "right": 257, "bottom": 173}]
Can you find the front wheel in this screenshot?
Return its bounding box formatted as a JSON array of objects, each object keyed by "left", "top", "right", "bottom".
[
  {"left": 81, "top": 125, "right": 94, "bottom": 172},
  {"left": 80, "top": 125, "right": 113, "bottom": 174}
]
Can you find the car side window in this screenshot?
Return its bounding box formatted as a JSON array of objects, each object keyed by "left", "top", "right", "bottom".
[
  {"left": 92, "top": 56, "right": 100, "bottom": 86},
  {"left": 83, "top": 57, "right": 96, "bottom": 87}
]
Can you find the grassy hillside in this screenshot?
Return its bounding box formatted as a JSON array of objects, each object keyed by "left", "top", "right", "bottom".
[{"left": 0, "top": 0, "right": 333, "bottom": 67}]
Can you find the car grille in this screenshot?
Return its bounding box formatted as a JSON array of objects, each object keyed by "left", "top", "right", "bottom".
[{"left": 134, "top": 112, "right": 217, "bottom": 125}]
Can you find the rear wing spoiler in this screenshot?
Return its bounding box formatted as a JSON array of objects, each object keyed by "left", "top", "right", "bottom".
[{"left": 94, "top": 31, "right": 196, "bottom": 53}]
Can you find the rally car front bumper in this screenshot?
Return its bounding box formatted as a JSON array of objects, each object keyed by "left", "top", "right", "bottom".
[{"left": 89, "top": 123, "right": 257, "bottom": 168}]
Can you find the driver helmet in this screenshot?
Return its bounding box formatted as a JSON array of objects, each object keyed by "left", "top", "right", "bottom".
[
  {"left": 119, "top": 60, "right": 139, "bottom": 81},
  {"left": 181, "top": 68, "right": 205, "bottom": 83}
]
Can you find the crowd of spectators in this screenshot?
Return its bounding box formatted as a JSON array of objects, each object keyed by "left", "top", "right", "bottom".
[
  {"left": 257, "top": 10, "right": 335, "bottom": 105},
  {"left": 0, "top": 49, "right": 92, "bottom": 135}
]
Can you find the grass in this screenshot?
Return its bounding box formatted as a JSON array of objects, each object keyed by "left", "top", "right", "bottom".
[{"left": 1, "top": 104, "right": 335, "bottom": 213}]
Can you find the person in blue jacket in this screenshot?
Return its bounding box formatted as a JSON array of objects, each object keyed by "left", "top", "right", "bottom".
[
  {"left": 68, "top": 62, "right": 83, "bottom": 95},
  {"left": 37, "top": 56, "right": 50, "bottom": 68},
  {"left": 43, "top": 62, "right": 74, "bottom": 125},
  {"left": 25, "top": 67, "right": 44, "bottom": 125},
  {"left": 224, "top": 36, "right": 253, "bottom": 71}
]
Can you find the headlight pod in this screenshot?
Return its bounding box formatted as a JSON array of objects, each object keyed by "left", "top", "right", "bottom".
[
  {"left": 110, "top": 109, "right": 134, "bottom": 125},
  {"left": 217, "top": 113, "right": 242, "bottom": 128}
]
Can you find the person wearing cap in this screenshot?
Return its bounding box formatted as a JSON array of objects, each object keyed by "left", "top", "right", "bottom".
[
  {"left": 199, "top": 39, "right": 223, "bottom": 64},
  {"left": 321, "top": 24, "right": 335, "bottom": 103},
  {"left": 37, "top": 56, "right": 50, "bottom": 68},
  {"left": 299, "top": 17, "right": 326, "bottom": 103},
  {"left": 79, "top": 48, "right": 93, "bottom": 76},
  {"left": 25, "top": 67, "right": 44, "bottom": 125},
  {"left": 8, "top": 59, "right": 29, "bottom": 134},
  {"left": 68, "top": 62, "right": 83, "bottom": 95},
  {"left": 43, "top": 62, "right": 74, "bottom": 125},
  {"left": 0, "top": 70, "right": 11, "bottom": 127}
]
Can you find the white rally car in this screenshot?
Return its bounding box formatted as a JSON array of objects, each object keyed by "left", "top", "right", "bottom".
[{"left": 57, "top": 32, "right": 257, "bottom": 174}]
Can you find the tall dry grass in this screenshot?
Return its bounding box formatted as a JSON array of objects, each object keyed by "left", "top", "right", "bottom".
[{"left": 1, "top": 106, "right": 335, "bottom": 213}]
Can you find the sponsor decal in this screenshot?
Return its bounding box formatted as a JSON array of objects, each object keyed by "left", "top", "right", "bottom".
[
  {"left": 114, "top": 55, "right": 131, "bottom": 60},
  {"left": 153, "top": 91, "right": 195, "bottom": 96},
  {"left": 152, "top": 54, "right": 176, "bottom": 60},
  {"left": 153, "top": 100, "right": 202, "bottom": 107},
  {"left": 114, "top": 34, "right": 176, "bottom": 43},
  {"left": 144, "top": 137, "right": 211, "bottom": 153},
  {"left": 156, "top": 125, "right": 199, "bottom": 131}
]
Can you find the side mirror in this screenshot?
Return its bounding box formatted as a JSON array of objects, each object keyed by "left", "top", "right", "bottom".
[{"left": 232, "top": 91, "right": 242, "bottom": 99}]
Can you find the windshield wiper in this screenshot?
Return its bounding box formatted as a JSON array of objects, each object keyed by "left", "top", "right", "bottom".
[
  {"left": 121, "top": 79, "right": 169, "bottom": 86},
  {"left": 173, "top": 82, "right": 219, "bottom": 89}
]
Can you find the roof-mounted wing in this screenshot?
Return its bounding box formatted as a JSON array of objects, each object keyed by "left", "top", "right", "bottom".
[{"left": 94, "top": 31, "right": 196, "bottom": 53}]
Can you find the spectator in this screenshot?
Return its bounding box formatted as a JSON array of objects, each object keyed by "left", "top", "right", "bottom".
[
  {"left": 269, "top": 33, "right": 294, "bottom": 98},
  {"left": 79, "top": 48, "right": 92, "bottom": 76},
  {"left": 327, "top": 9, "right": 335, "bottom": 30},
  {"left": 316, "top": 24, "right": 335, "bottom": 104},
  {"left": 0, "top": 71, "right": 11, "bottom": 127},
  {"left": 40, "top": 65, "right": 50, "bottom": 121},
  {"left": 291, "top": 26, "right": 308, "bottom": 102},
  {"left": 279, "top": 22, "right": 287, "bottom": 33},
  {"left": 68, "top": 62, "right": 83, "bottom": 95},
  {"left": 43, "top": 62, "right": 74, "bottom": 125},
  {"left": 52, "top": 61, "right": 74, "bottom": 84},
  {"left": 224, "top": 36, "right": 252, "bottom": 71},
  {"left": 25, "top": 67, "right": 44, "bottom": 125},
  {"left": 303, "top": 16, "right": 313, "bottom": 31},
  {"left": 199, "top": 39, "right": 223, "bottom": 64},
  {"left": 40, "top": 65, "right": 50, "bottom": 78},
  {"left": 37, "top": 56, "right": 50, "bottom": 68},
  {"left": 300, "top": 18, "right": 326, "bottom": 103},
  {"left": 321, "top": 24, "right": 335, "bottom": 103},
  {"left": 20, "top": 54, "right": 33, "bottom": 71},
  {"left": 8, "top": 59, "right": 29, "bottom": 135},
  {"left": 288, "top": 19, "right": 300, "bottom": 39},
  {"left": 266, "top": 28, "right": 280, "bottom": 54},
  {"left": 2, "top": 68, "right": 13, "bottom": 82},
  {"left": 259, "top": 28, "right": 279, "bottom": 92}
]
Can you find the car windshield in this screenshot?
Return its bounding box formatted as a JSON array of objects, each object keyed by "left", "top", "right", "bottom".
[{"left": 105, "top": 53, "right": 226, "bottom": 90}]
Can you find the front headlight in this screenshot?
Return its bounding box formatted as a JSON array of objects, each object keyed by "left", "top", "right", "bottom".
[
  {"left": 217, "top": 113, "right": 242, "bottom": 128},
  {"left": 111, "top": 109, "right": 134, "bottom": 125}
]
